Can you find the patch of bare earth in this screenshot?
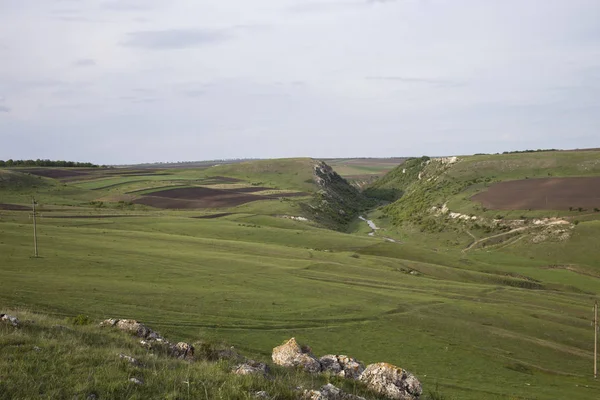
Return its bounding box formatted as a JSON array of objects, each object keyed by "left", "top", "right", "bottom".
[
  {"left": 0, "top": 203, "right": 31, "bottom": 211},
  {"left": 133, "top": 187, "right": 309, "bottom": 209},
  {"left": 472, "top": 177, "right": 600, "bottom": 210}
]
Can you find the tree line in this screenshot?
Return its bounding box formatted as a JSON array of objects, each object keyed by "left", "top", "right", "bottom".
[{"left": 0, "top": 159, "right": 104, "bottom": 168}]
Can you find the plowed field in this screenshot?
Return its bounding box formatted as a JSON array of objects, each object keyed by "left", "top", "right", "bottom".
[
  {"left": 133, "top": 187, "right": 308, "bottom": 209},
  {"left": 472, "top": 177, "right": 600, "bottom": 210}
]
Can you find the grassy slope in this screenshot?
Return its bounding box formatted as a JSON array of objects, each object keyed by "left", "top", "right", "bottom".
[
  {"left": 2, "top": 157, "right": 600, "bottom": 399},
  {"left": 0, "top": 311, "right": 386, "bottom": 400}
]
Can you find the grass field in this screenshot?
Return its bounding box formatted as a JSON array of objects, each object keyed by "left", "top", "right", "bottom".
[{"left": 1, "top": 156, "right": 600, "bottom": 399}]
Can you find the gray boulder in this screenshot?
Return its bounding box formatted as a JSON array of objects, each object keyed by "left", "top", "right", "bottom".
[
  {"left": 302, "top": 384, "right": 366, "bottom": 400},
  {"left": 359, "top": 363, "right": 422, "bottom": 400},
  {"left": 272, "top": 338, "right": 321, "bottom": 373},
  {"left": 168, "top": 342, "right": 195, "bottom": 361},
  {"left": 319, "top": 354, "right": 364, "bottom": 380},
  {"left": 233, "top": 360, "right": 270, "bottom": 376}
]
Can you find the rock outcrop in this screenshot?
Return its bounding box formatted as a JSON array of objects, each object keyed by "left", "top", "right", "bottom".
[
  {"left": 272, "top": 338, "right": 321, "bottom": 373},
  {"left": 101, "top": 318, "right": 194, "bottom": 361},
  {"left": 319, "top": 354, "right": 364, "bottom": 380},
  {"left": 359, "top": 363, "right": 422, "bottom": 400},
  {"left": 302, "top": 384, "right": 366, "bottom": 400}
]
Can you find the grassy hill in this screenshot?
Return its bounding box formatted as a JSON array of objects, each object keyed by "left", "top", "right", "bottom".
[
  {"left": 1, "top": 154, "right": 600, "bottom": 399},
  {"left": 1, "top": 310, "right": 394, "bottom": 400}
]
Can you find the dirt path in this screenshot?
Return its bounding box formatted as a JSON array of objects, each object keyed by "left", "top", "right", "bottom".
[{"left": 463, "top": 227, "right": 528, "bottom": 252}]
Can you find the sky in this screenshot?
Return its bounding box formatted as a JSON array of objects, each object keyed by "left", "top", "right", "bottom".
[{"left": 0, "top": 0, "right": 598, "bottom": 164}]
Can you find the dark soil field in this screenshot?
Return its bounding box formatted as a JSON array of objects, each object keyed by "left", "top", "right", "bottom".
[
  {"left": 134, "top": 187, "right": 308, "bottom": 209},
  {"left": 23, "top": 168, "right": 91, "bottom": 179},
  {"left": 472, "top": 177, "right": 600, "bottom": 210},
  {"left": 0, "top": 203, "right": 31, "bottom": 211}
]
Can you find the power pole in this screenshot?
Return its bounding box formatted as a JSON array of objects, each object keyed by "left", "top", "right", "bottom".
[
  {"left": 595, "top": 300, "right": 598, "bottom": 379},
  {"left": 32, "top": 197, "right": 38, "bottom": 258}
]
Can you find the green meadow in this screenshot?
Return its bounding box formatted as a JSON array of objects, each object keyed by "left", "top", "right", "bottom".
[{"left": 1, "top": 154, "right": 600, "bottom": 399}]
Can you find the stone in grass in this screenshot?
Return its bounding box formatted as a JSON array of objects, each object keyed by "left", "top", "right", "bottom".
[
  {"left": 233, "top": 360, "right": 270, "bottom": 376},
  {"left": 319, "top": 355, "right": 364, "bottom": 380},
  {"left": 302, "top": 383, "right": 366, "bottom": 400},
  {"left": 272, "top": 338, "right": 321, "bottom": 373},
  {"left": 168, "top": 342, "right": 195, "bottom": 361},
  {"left": 118, "top": 353, "right": 143, "bottom": 367},
  {"left": 359, "top": 363, "right": 422, "bottom": 400},
  {"left": 0, "top": 314, "right": 20, "bottom": 327},
  {"left": 129, "top": 377, "right": 144, "bottom": 385}
]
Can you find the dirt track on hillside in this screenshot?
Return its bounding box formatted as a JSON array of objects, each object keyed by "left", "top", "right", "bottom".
[{"left": 472, "top": 177, "right": 600, "bottom": 210}]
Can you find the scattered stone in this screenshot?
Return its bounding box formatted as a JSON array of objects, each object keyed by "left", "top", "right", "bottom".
[
  {"left": 302, "top": 384, "right": 366, "bottom": 400},
  {"left": 86, "top": 394, "right": 98, "bottom": 400},
  {"left": 1, "top": 314, "right": 20, "bottom": 327},
  {"left": 118, "top": 353, "right": 143, "bottom": 367},
  {"left": 319, "top": 355, "right": 364, "bottom": 380},
  {"left": 33, "top": 346, "right": 42, "bottom": 352},
  {"left": 233, "top": 360, "right": 270, "bottom": 376},
  {"left": 272, "top": 338, "right": 321, "bottom": 373},
  {"left": 168, "top": 342, "right": 195, "bottom": 361},
  {"left": 129, "top": 377, "right": 144, "bottom": 385},
  {"left": 116, "top": 320, "right": 152, "bottom": 338},
  {"left": 359, "top": 363, "right": 422, "bottom": 400},
  {"left": 99, "top": 318, "right": 119, "bottom": 327},
  {"left": 253, "top": 391, "right": 270, "bottom": 399}
]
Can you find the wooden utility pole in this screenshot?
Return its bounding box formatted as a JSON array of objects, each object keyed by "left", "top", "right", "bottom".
[
  {"left": 32, "top": 197, "right": 38, "bottom": 257},
  {"left": 595, "top": 300, "right": 598, "bottom": 379}
]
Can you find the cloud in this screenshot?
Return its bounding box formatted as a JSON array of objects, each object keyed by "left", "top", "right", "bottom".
[
  {"left": 122, "top": 29, "right": 233, "bottom": 50},
  {"left": 73, "top": 58, "right": 96, "bottom": 67},
  {"left": 365, "top": 76, "right": 465, "bottom": 88},
  {"left": 288, "top": 0, "right": 396, "bottom": 13},
  {"left": 101, "top": 0, "right": 155, "bottom": 11},
  {"left": 288, "top": 1, "right": 363, "bottom": 14},
  {"left": 0, "top": 105, "right": 10, "bottom": 113},
  {"left": 183, "top": 89, "right": 206, "bottom": 98}
]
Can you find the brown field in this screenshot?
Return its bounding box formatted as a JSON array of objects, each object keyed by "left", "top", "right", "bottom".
[
  {"left": 0, "top": 203, "right": 31, "bottom": 211},
  {"left": 472, "top": 177, "right": 600, "bottom": 210},
  {"left": 23, "top": 168, "right": 91, "bottom": 179},
  {"left": 133, "top": 187, "right": 308, "bottom": 209}
]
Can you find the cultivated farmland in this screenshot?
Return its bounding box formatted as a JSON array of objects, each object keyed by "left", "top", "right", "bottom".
[{"left": 471, "top": 177, "right": 600, "bottom": 210}]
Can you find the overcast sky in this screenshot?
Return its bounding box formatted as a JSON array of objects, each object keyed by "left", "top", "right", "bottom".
[{"left": 0, "top": 0, "right": 598, "bottom": 164}]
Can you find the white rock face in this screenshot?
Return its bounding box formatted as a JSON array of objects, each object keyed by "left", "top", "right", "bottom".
[{"left": 359, "top": 363, "right": 422, "bottom": 400}]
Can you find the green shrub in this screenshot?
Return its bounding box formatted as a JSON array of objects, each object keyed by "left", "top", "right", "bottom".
[{"left": 68, "top": 314, "right": 92, "bottom": 326}]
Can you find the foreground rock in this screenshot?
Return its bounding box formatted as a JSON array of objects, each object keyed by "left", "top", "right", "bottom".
[
  {"left": 272, "top": 338, "right": 321, "bottom": 373},
  {"left": 302, "top": 384, "right": 366, "bottom": 400},
  {"left": 0, "top": 314, "right": 20, "bottom": 327},
  {"left": 233, "top": 360, "right": 270, "bottom": 377},
  {"left": 101, "top": 318, "right": 194, "bottom": 361},
  {"left": 359, "top": 363, "right": 422, "bottom": 400},
  {"left": 319, "top": 355, "right": 364, "bottom": 380}
]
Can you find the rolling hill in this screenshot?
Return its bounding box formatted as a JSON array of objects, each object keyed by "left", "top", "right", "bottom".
[{"left": 1, "top": 154, "right": 600, "bottom": 400}]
